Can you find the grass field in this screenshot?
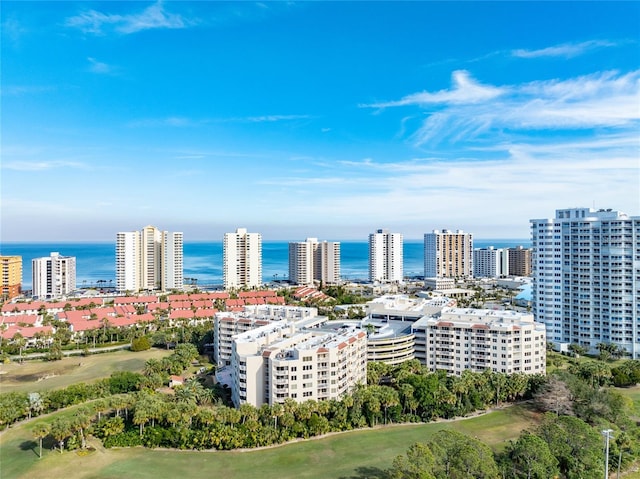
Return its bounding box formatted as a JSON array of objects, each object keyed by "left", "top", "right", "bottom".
[
  {"left": 0, "top": 404, "right": 540, "bottom": 479},
  {"left": 0, "top": 348, "right": 172, "bottom": 394}
]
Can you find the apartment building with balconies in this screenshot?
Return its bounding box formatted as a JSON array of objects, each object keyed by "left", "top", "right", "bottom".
[
  {"left": 214, "top": 305, "right": 321, "bottom": 366},
  {"left": 412, "top": 307, "right": 546, "bottom": 375},
  {"left": 531, "top": 207, "right": 639, "bottom": 358},
  {"left": 231, "top": 320, "right": 367, "bottom": 407},
  {"left": 0, "top": 256, "right": 22, "bottom": 301}
]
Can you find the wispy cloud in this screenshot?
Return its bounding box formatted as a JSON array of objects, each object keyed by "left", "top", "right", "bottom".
[
  {"left": 362, "top": 71, "right": 506, "bottom": 108},
  {"left": 2, "top": 160, "right": 89, "bottom": 171},
  {"left": 1, "top": 17, "right": 27, "bottom": 44},
  {"left": 1, "top": 85, "right": 55, "bottom": 96},
  {"left": 128, "top": 114, "right": 312, "bottom": 127},
  {"left": 65, "top": 2, "right": 191, "bottom": 35},
  {"left": 128, "top": 117, "right": 194, "bottom": 127},
  {"left": 246, "top": 114, "right": 312, "bottom": 122},
  {"left": 365, "top": 69, "right": 640, "bottom": 145},
  {"left": 512, "top": 40, "right": 616, "bottom": 58},
  {"left": 87, "top": 57, "right": 115, "bottom": 74}
]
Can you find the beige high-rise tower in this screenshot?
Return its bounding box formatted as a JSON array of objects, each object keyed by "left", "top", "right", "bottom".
[
  {"left": 289, "top": 238, "right": 340, "bottom": 285},
  {"left": 424, "top": 229, "right": 473, "bottom": 278}
]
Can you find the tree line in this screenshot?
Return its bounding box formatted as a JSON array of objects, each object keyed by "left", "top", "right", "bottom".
[
  {"left": 387, "top": 358, "right": 640, "bottom": 479},
  {"left": 26, "top": 359, "right": 545, "bottom": 453}
]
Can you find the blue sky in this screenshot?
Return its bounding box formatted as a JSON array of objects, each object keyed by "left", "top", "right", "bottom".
[{"left": 2, "top": 1, "right": 639, "bottom": 242}]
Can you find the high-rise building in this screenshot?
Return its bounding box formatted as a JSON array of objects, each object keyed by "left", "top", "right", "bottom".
[
  {"left": 288, "top": 238, "right": 340, "bottom": 285},
  {"left": 115, "top": 226, "right": 183, "bottom": 293},
  {"left": 0, "top": 256, "right": 22, "bottom": 301},
  {"left": 531, "top": 207, "right": 639, "bottom": 358},
  {"left": 507, "top": 246, "right": 532, "bottom": 277},
  {"left": 473, "top": 246, "right": 508, "bottom": 278},
  {"left": 163, "top": 231, "right": 184, "bottom": 290},
  {"left": 368, "top": 229, "right": 403, "bottom": 282},
  {"left": 223, "top": 228, "right": 262, "bottom": 289},
  {"left": 424, "top": 229, "right": 473, "bottom": 278},
  {"left": 32, "top": 252, "right": 76, "bottom": 299}
]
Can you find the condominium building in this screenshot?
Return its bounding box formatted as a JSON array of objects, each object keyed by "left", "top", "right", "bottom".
[
  {"left": 0, "top": 256, "right": 22, "bottom": 300},
  {"left": 424, "top": 229, "right": 473, "bottom": 279},
  {"left": 32, "top": 252, "right": 76, "bottom": 299},
  {"left": 214, "top": 305, "right": 320, "bottom": 366},
  {"left": 116, "top": 226, "right": 183, "bottom": 293},
  {"left": 411, "top": 307, "right": 547, "bottom": 375},
  {"left": 531, "top": 207, "right": 639, "bottom": 358},
  {"left": 369, "top": 229, "right": 403, "bottom": 282},
  {"left": 163, "top": 231, "right": 184, "bottom": 290},
  {"left": 473, "top": 247, "right": 508, "bottom": 278},
  {"left": 508, "top": 246, "right": 532, "bottom": 277},
  {"left": 288, "top": 238, "right": 340, "bottom": 285},
  {"left": 223, "top": 228, "right": 262, "bottom": 289},
  {"left": 231, "top": 320, "right": 367, "bottom": 407}
]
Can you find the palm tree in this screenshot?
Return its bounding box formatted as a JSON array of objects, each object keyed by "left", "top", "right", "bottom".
[
  {"left": 32, "top": 423, "right": 50, "bottom": 458},
  {"left": 12, "top": 332, "right": 26, "bottom": 363},
  {"left": 50, "top": 417, "right": 71, "bottom": 453},
  {"left": 72, "top": 408, "right": 91, "bottom": 449}
]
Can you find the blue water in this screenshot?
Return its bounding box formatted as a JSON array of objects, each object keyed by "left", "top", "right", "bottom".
[{"left": 0, "top": 239, "right": 530, "bottom": 290}]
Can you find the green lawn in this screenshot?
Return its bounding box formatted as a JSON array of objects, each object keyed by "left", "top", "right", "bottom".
[
  {"left": 618, "top": 385, "right": 640, "bottom": 418},
  {"left": 0, "top": 405, "right": 539, "bottom": 479},
  {"left": 0, "top": 348, "right": 172, "bottom": 394}
]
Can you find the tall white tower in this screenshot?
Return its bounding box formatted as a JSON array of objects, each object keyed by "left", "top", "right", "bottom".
[
  {"left": 531, "top": 207, "right": 639, "bottom": 358},
  {"left": 116, "top": 226, "right": 183, "bottom": 293},
  {"left": 223, "top": 228, "right": 262, "bottom": 289},
  {"left": 163, "top": 231, "right": 184, "bottom": 291},
  {"left": 368, "top": 229, "right": 403, "bottom": 282},
  {"left": 32, "top": 252, "right": 76, "bottom": 299}
]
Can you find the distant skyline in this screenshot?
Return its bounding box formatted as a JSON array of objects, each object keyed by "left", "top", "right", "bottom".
[{"left": 2, "top": 1, "right": 639, "bottom": 242}]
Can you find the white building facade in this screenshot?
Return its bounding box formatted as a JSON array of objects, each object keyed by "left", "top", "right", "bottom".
[
  {"left": 32, "top": 252, "right": 76, "bottom": 299},
  {"left": 231, "top": 321, "right": 367, "bottom": 407},
  {"left": 531, "top": 207, "right": 639, "bottom": 358},
  {"left": 288, "top": 238, "right": 340, "bottom": 285},
  {"left": 412, "top": 307, "right": 547, "bottom": 375},
  {"left": 223, "top": 228, "right": 262, "bottom": 289},
  {"left": 369, "top": 229, "right": 403, "bottom": 282},
  {"left": 473, "top": 247, "right": 509, "bottom": 278},
  {"left": 424, "top": 229, "right": 474, "bottom": 279},
  {"left": 115, "top": 226, "right": 183, "bottom": 293}
]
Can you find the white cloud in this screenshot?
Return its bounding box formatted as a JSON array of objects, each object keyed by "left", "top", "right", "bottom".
[
  {"left": 1, "top": 160, "right": 89, "bottom": 171},
  {"left": 1, "top": 85, "right": 55, "bottom": 96},
  {"left": 371, "top": 69, "right": 640, "bottom": 145},
  {"left": 87, "top": 57, "right": 114, "bottom": 74},
  {"left": 512, "top": 40, "right": 616, "bottom": 58},
  {"left": 245, "top": 114, "right": 312, "bottom": 122},
  {"left": 363, "top": 71, "right": 506, "bottom": 108},
  {"left": 128, "top": 117, "right": 193, "bottom": 127},
  {"left": 65, "top": 2, "right": 190, "bottom": 35}
]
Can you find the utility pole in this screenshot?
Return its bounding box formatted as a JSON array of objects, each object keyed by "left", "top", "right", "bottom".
[{"left": 602, "top": 429, "right": 613, "bottom": 479}]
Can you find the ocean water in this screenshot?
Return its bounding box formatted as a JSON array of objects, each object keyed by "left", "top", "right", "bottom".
[{"left": 1, "top": 239, "right": 530, "bottom": 290}]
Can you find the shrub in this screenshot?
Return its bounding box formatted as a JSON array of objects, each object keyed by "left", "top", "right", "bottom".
[{"left": 131, "top": 337, "right": 151, "bottom": 352}]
